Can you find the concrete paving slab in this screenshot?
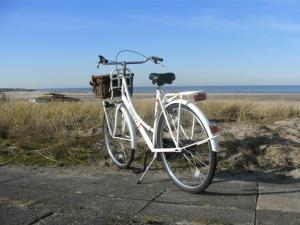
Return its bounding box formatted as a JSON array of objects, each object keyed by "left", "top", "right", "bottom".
[
  {"left": 0, "top": 183, "right": 149, "bottom": 217},
  {"left": 0, "top": 204, "right": 51, "bottom": 225},
  {"left": 256, "top": 209, "right": 300, "bottom": 225},
  {"left": 257, "top": 176, "right": 300, "bottom": 213},
  {"left": 137, "top": 202, "right": 255, "bottom": 225},
  {"left": 1, "top": 167, "right": 171, "bottom": 201},
  {"left": 0, "top": 184, "right": 48, "bottom": 204},
  {"left": 71, "top": 173, "right": 171, "bottom": 201},
  {"left": 34, "top": 212, "right": 107, "bottom": 225},
  {"left": 0, "top": 166, "right": 37, "bottom": 183},
  {"left": 1, "top": 172, "right": 82, "bottom": 193},
  {"left": 157, "top": 174, "right": 257, "bottom": 210}
]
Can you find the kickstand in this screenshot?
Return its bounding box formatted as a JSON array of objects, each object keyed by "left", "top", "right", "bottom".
[
  {"left": 137, "top": 152, "right": 157, "bottom": 184},
  {"left": 143, "top": 150, "right": 151, "bottom": 171},
  {"left": 132, "top": 150, "right": 151, "bottom": 174}
]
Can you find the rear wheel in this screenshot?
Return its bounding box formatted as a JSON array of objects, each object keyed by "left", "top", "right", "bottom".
[
  {"left": 103, "top": 105, "right": 135, "bottom": 168},
  {"left": 156, "top": 103, "right": 217, "bottom": 193}
]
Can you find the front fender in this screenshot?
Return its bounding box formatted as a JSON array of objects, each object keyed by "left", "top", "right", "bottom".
[{"left": 115, "top": 103, "right": 137, "bottom": 150}]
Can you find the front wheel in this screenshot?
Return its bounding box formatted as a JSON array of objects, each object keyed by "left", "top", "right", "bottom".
[
  {"left": 103, "top": 104, "right": 135, "bottom": 169},
  {"left": 156, "top": 103, "right": 217, "bottom": 193}
]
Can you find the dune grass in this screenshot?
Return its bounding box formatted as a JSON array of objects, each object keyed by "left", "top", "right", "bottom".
[
  {"left": 0, "top": 99, "right": 300, "bottom": 167},
  {"left": 200, "top": 100, "right": 300, "bottom": 122},
  {"left": 0, "top": 101, "right": 103, "bottom": 165}
]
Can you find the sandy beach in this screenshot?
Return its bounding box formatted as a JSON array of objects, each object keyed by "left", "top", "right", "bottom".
[{"left": 4, "top": 90, "right": 300, "bottom": 102}]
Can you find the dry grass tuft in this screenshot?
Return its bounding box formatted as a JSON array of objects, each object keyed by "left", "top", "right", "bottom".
[
  {"left": 0, "top": 101, "right": 103, "bottom": 165},
  {"left": 200, "top": 100, "right": 300, "bottom": 122},
  {"left": 0, "top": 101, "right": 102, "bottom": 139}
]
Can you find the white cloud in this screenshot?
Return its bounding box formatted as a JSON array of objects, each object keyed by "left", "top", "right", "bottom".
[
  {"left": 126, "top": 14, "right": 249, "bottom": 31},
  {"left": 265, "top": 21, "right": 300, "bottom": 32}
]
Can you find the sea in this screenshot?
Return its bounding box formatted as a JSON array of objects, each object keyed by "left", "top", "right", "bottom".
[{"left": 39, "top": 86, "right": 300, "bottom": 94}]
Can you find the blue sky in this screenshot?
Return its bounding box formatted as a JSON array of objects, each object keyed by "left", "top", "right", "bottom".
[{"left": 1, "top": 0, "right": 300, "bottom": 88}]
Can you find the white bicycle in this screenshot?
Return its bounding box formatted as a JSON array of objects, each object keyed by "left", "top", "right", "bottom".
[{"left": 92, "top": 50, "right": 219, "bottom": 193}]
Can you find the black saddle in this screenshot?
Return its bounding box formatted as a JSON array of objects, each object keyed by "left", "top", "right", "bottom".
[{"left": 149, "top": 73, "right": 176, "bottom": 86}]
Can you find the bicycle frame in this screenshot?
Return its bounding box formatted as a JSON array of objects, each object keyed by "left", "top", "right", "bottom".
[{"left": 103, "top": 67, "right": 219, "bottom": 154}]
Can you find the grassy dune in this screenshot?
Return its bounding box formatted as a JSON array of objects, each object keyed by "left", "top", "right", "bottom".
[{"left": 0, "top": 99, "right": 300, "bottom": 171}]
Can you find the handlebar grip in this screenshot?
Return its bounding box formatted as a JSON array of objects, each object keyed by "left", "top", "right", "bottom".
[
  {"left": 99, "top": 55, "right": 108, "bottom": 64},
  {"left": 151, "top": 56, "right": 163, "bottom": 63}
]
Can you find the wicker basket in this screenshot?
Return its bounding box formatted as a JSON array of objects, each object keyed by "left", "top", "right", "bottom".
[
  {"left": 90, "top": 74, "right": 133, "bottom": 99},
  {"left": 90, "top": 75, "right": 113, "bottom": 99}
]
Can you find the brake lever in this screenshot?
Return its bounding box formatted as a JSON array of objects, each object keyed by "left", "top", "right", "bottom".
[
  {"left": 151, "top": 56, "right": 163, "bottom": 64},
  {"left": 99, "top": 55, "right": 108, "bottom": 64},
  {"left": 150, "top": 56, "right": 164, "bottom": 67}
]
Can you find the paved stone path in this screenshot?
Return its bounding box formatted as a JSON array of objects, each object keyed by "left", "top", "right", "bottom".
[{"left": 0, "top": 166, "right": 300, "bottom": 225}]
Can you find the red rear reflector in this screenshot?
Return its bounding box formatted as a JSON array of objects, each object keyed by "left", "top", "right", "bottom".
[
  {"left": 210, "top": 124, "right": 219, "bottom": 134},
  {"left": 194, "top": 93, "right": 207, "bottom": 102}
]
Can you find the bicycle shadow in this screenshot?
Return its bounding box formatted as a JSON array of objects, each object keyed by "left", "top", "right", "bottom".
[{"left": 205, "top": 171, "right": 300, "bottom": 197}]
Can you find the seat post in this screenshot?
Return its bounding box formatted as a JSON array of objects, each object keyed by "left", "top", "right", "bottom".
[
  {"left": 156, "top": 84, "right": 160, "bottom": 91},
  {"left": 155, "top": 85, "right": 162, "bottom": 101},
  {"left": 154, "top": 85, "right": 161, "bottom": 133}
]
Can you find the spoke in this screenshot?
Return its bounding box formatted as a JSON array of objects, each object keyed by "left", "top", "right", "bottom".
[
  {"left": 113, "top": 133, "right": 130, "bottom": 162},
  {"left": 178, "top": 138, "right": 210, "bottom": 150},
  {"left": 182, "top": 153, "right": 197, "bottom": 186},
  {"left": 112, "top": 136, "right": 132, "bottom": 141},
  {"left": 118, "top": 140, "right": 128, "bottom": 161},
  {"left": 184, "top": 149, "right": 209, "bottom": 173},
  {"left": 179, "top": 133, "right": 210, "bottom": 177},
  {"left": 184, "top": 151, "right": 207, "bottom": 181},
  {"left": 169, "top": 114, "right": 189, "bottom": 139},
  {"left": 191, "top": 117, "right": 195, "bottom": 139},
  {"left": 180, "top": 125, "right": 189, "bottom": 139},
  {"left": 182, "top": 153, "right": 197, "bottom": 172}
]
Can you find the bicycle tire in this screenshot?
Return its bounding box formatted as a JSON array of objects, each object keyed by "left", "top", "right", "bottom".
[{"left": 156, "top": 103, "right": 217, "bottom": 193}]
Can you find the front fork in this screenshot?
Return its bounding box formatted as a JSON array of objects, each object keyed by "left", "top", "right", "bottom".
[
  {"left": 103, "top": 100, "right": 124, "bottom": 138},
  {"left": 103, "top": 100, "right": 137, "bottom": 150}
]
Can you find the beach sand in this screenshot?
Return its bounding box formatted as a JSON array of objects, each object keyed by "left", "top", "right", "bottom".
[{"left": 4, "top": 90, "right": 300, "bottom": 102}]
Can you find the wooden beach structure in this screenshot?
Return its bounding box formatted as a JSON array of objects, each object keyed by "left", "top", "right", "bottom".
[{"left": 29, "top": 93, "right": 80, "bottom": 103}]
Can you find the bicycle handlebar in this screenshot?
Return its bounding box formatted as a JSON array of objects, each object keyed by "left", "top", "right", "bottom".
[{"left": 97, "top": 54, "right": 163, "bottom": 68}]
